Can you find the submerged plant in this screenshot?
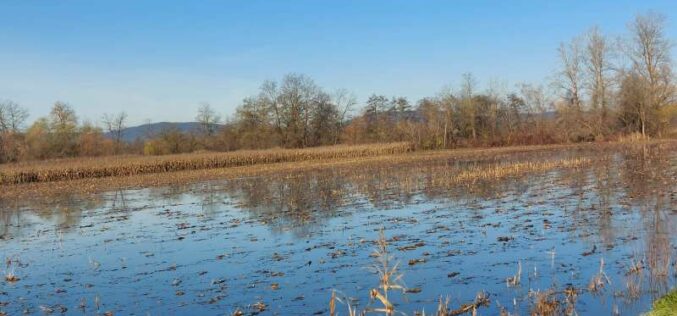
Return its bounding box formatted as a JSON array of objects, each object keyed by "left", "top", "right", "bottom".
[
  {"left": 435, "top": 292, "right": 490, "bottom": 316},
  {"left": 3, "top": 257, "right": 19, "bottom": 283},
  {"left": 506, "top": 261, "right": 522, "bottom": 287},
  {"left": 588, "top": 258, "right": 611, "bottom": 293},
  {"left": 3, "top": 270, "right": 18, "bottom": 283}
]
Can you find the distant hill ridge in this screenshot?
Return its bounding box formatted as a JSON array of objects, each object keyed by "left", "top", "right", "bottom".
[
  {"left": 111, "top": 111, "right": 559, "bottom": 143},
  {"left": 106, "top": 122, "right": 220, "bottom": 142}
]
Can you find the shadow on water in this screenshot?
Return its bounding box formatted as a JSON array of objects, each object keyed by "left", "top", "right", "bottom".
[{"left": 0, "top": 143, "right": 674, "bottom": 315}]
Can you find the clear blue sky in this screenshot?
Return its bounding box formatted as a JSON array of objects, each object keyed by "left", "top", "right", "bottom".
[{"left": 1, "top": 0, "right": 675, "bottom": 126}]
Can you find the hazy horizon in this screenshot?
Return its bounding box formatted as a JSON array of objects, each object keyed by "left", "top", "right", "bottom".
[{"left": 1, "top": 0, "right": 675, "bottom": 125}]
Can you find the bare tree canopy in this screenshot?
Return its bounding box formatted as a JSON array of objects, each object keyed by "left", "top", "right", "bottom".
[
  {"left": 102, "top": 112, "right": 128, "bottom": 145},
  {"left": 584, "top": 27, "right": 615, "bottom": 119},
  {"left": 624, "top": 12, "right": 674, "bottom": 136},
  {"left": 50, "top": 102, "right": 78, "bottom": 133},
  {"left": 0, "top": 100, "right": 29, "bottom": 133},
  {"left": 195, "top": 103, "right": 221, "bottom": 136},
  {"left": 557, "top": 36, "right": 584, "bottom": 112}
]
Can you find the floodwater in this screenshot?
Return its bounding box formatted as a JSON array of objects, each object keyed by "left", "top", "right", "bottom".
[{"left": 0, "top": 144, "right": 675, "bottom": 315}]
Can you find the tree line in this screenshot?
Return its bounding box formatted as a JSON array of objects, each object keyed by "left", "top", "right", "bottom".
[{"left": 0, "top": 12, "right": 675, "bottom": 163}]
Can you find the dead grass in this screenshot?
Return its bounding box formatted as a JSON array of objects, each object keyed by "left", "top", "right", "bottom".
[
  {"left": 616, "top": 132, "right": 650, "bottom": 143},
  {"left": 529, "top": 290, "right": 560, "bottom": 316},
  {"left": 433, "top": 158, "right": 592, "bottom": 188}
]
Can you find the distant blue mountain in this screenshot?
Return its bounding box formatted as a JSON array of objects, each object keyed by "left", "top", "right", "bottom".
[{"left": 107, "top": 122, "right": 220, "bottom": 143}]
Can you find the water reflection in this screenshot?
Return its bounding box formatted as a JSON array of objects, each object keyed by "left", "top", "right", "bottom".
[{"left": 0, "top": 143, "right": 674, "bottom": 315}]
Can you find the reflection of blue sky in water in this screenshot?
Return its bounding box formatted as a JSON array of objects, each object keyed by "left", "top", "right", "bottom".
[{"left": 0, "top": 145, "right": 675, "bottom": 315}]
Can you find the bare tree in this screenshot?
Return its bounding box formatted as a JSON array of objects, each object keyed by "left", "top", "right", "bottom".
[
  {"left": 0, "top": 100, "right": 29, "bottom": 133},
  {"left": 460, "top": 73, "right": 477, "bottom": 140},
  {"left": 364, "top": 94, "right": 389, "bottom": 141},
  {"left": 520, "top": 84, "right": 554, "bottom": 142},
  {"left": 584, "top": 26, "right": 615, "bottom": 132},
  {"left": 195, "top": 103, "right": 221, "bottom": 136},
  {"left": 618, "top": 71, "right": 649, "bottom": 134},
  {"left": 332, "top": 89, "right": 356, "bottom": 144},
  {"left": 50, "top": 102, "right": 78, "bottom": 133},
  {"left": 50, "top": 101, "right": 79, "bottom": 157},
  {"left": 277, "top": 73, "right": 323, "bottom": 147},
  {"left": 260, "top": 80, "right": 283, "bottom": 143},
  {"left": 0, "top": 100, "right": 29, "bottom": 163},
  {"left": 438, "top": 90, "right": 455, "bottom": 148},
  {"left": 557, "top": 36, "right": 584, "bottom": 113},
  {"left": 625, "top": 12, "right": 674, "bottom": 137},
  {"left": 485, "top": 79, "right": 506, "bottom": 141},
  {"left": 102, "top": 112, "right": 128, "bottom": 149}
]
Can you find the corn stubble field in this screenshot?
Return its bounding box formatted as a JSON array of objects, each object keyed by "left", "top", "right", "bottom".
[
  {"left": 0, "top": 143, "right": 414, "bottom": 185},
  {"left": 0, "top": 142, "right": 614, "bottom": 199},
  {"left": 0, "top": 141, "right": 640, "bottom": 187}
]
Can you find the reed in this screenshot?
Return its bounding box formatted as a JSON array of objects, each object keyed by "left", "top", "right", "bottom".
[
  {"left": 529, "top": 290, "right": 559, "bottom": 316},
  {"left": 366, "top": 228, "right": 405, "bottom": 315},
  {"left": 587, "top": 258, "right": 611, "bottom": 293}
]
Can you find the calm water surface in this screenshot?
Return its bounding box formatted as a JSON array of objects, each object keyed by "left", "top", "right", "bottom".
[{"left": 0, "top": 145, "right": 675, "bottom": 315}]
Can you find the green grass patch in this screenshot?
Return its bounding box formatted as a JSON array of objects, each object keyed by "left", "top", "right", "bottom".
[{"left": 648, "top": 289, "right": 677, "bottom": 316}]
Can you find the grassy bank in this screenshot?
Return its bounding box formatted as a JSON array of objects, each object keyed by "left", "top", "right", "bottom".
[{"left": 647, "top": 289, "right": 677, "bottom": 316}]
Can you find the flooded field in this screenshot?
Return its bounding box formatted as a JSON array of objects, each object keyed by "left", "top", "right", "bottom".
[{"left": 0, "top": 144, "right": 675, "bottom": 315}]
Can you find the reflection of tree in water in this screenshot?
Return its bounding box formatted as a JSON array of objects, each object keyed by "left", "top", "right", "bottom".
[
  {"left": 217, "top": 145, "right": 675, "bottom": 259},
  {"left": 218, "top": 153, "right": 590, "bottom": 235},
  {"left": 644, "top": 194, "right": 673, "bottom": 297},
  {"left": 591, "top": 152, "right": 617, "bottom": 248},
  {"left": 220, "top": 172, "right": 349, "bottom": 237},
  {"left": 0, "top": 194, "right": 107, "bottom": 239},
  {"left": 619, "top": 144, "right": 675, "bottom": 204},
  {"left": 618, "top": 144, "right": 676, "bottom": 295},
  {"left": 147, "top": 185, "right": 191, "bottom": 205},
  {"left": 111, "top": 190, "right": 129, "bottom": 212},
  {"left": 617, "top": 145, "right": 677, "bottom": 295},
  {"left": 0, "top": 189, "right": 133, "bottom": 239},
  {"left": 0, "top": 199, "right": 23, "bottom": 238},
  {"left": 197, "top": 182, "right": 225, "bottom": 219}
]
